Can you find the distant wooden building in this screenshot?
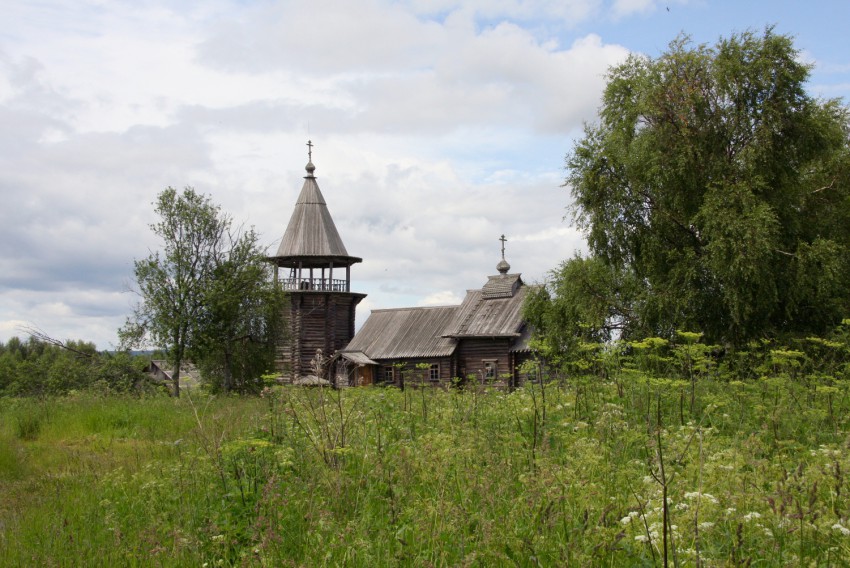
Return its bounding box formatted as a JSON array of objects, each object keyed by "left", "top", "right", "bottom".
[
  {"left": 146, "top": 360, "right": 200, "bottom": 390},
  {"left": 337, "top": 237, "right": 537, "bottom": 389},
  {"left": 268, "top": 143, "right": 366, "bottom": 382}
]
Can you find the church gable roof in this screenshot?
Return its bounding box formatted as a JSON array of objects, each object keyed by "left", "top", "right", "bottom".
[
  {"left": 344, "top": 305, "right": 458, "bottom": 359},
  {"left": 443, "top": 283, "right": 529, "bottom": 338}
]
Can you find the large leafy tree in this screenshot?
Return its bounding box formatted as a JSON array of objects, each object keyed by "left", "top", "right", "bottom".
[
  {"left": 121, "top": 187, "right": 283, "bottom": 395},
  {"left": 565, "top": 28, "right": 850, "bottom": 344},
  {"left": 193, "top": 225, "right": 286, "bottom": 393}
]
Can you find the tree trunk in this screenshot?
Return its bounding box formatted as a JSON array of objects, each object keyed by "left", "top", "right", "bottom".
[
  {"left": 223, "top": 347, "right": 233, "bottom": 392},
  {"left": 172, "top": 333, "right": 183, "bottom": 397},
  {"left": 172, "top": 366, "right": 181, "bottom": 397}
]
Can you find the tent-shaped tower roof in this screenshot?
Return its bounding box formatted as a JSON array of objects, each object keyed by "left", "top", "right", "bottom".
[{"left": 269, "top": 143, "right": 361, "bottom": 268}]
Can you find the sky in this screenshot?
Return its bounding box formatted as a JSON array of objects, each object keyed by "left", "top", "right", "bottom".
[{"left": 1, "top": 0, "right": 849, "bottom": 349}]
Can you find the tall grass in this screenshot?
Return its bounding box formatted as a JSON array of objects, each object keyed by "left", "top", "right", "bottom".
[{"left": 1, "top": 363, "right": 850, "bottom": 566}]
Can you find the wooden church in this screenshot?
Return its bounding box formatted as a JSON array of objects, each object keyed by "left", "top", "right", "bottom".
[{"left": 271, "top": 145, "right": 536, "bottom": 387}]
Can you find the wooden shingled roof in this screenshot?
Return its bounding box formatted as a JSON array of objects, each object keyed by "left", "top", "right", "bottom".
[
  {"left": 443, "top": 278, "right": 529, "bottom": 338},
  {"left": 270, "top": 161, "right": 361, "bottom": 267},
  {"left": 346, "top": 273, "right": 535, "bottom": 360},
  {"left": 344, "top": 305, "right": 458, "bottom": 359},
  {"left": 481, "top": 273, "right": 522, "bottom": 299}
]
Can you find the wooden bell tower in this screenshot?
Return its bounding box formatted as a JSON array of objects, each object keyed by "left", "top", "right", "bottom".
[{"left": 268, "top": 142, "right": 366, "bottom": 380}]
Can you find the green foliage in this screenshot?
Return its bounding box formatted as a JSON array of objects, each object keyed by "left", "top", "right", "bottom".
[
  {"left": 193, "top": 227, "right": 287, "bottom": 394},
  {"left": 523, "top": 254, "right": 643, "bottom": 359},
  {"left": 121, "top": 187, "right": 285, "bottom": 395},
  {"left": 0, "top": 336, "right": 149, "bottom": 397},
  {"left": 4, "top": 327, "right": 850, "bottom": 565},
  {"left": 566, "top": 28, "right": 850, "bottom": 344}
]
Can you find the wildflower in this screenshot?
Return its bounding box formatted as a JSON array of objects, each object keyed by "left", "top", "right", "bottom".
[
  {"left": 635, "top": 535, "right": 650, "bottom": 543},
  {"left": 699, "top": 521, "right": 714, "bottom": 530},
  {"left": 833, "top": 523, "right": 850, "bottom": 536},
  {"left": 742, "top": 512, "right": 761, "bottom": 521},
  {"left": 684, "top": 492, "right": 718, "bottom": 504}
]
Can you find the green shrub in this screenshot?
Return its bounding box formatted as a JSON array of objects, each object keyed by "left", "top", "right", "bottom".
[{"left": 14, "top": 411, "right": 45, "bottom": 441}]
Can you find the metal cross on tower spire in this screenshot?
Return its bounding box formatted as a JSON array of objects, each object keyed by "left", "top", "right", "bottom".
[
  {"left": 499, "top": 234, "right": 507, "bottom": 259},
  {"left": 306, "top": 139, "right": 313, "bottom": 162}
]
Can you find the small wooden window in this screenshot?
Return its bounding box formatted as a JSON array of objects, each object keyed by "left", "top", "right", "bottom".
[
  {"left": 384, "top": 367, "right": 394, "bottom": 382},
  {"left": 429, "top": 363, "right": 440, "bottom": 381},
  {"left": 483, "top": 360, "right": 497, "bottom": 380}
]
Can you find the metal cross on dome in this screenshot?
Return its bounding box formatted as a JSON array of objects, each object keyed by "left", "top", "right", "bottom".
[
  {"left": 307, "top": 139, "right": 313, "bottom": 161},
  {"left": 500, "top": 234, "right": 507, "bottom": 259}
]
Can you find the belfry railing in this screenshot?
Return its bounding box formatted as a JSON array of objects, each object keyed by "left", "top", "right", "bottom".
[{"left": 279, "top": 277, "right": 349, "bottom": 292}]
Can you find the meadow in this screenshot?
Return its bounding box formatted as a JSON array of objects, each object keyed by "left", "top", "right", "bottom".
[{"left": 2, "top": 335, "right": 850, "bottom": 566}]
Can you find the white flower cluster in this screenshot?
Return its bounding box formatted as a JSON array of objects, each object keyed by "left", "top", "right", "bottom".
[
  {"left": 833, "top": 523, "right": 850, "bottom": 536},
  {"left": 811, "top": 444, "right": 842, "bottom": 458},
  {"left": 684, "top": 491, "right": 719, "bottom": 504},
  {"left": 620, "top": 511, "right": 641, "bottom": 525}
]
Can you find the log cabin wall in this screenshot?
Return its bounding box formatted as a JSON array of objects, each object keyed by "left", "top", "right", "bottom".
[
  {"left": 455, "top": 337, "right": 515, "bottom": 388},
  {"left": 375, "top": 357, "right": 455, "bottom": 387},
  {"left": 276, "top": 291, "right": 364, "bottom": 380},
  {"left": 511, "top": 351, "right": 537, "bottom": 384}
]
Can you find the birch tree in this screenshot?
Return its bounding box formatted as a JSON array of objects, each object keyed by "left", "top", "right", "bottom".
[
  {"left": 564, "top": 28, "right": 850, "bottom": 344},
  {"left": 121, "top": 187, "right": 284, "bottom": 395}
]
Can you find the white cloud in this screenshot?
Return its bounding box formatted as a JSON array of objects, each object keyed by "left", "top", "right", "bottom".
[
  {"left": 191, "top": 1, "right": 629, "bottom": 137},
  {"left": 403, "top": 0, "right": 603, "bottom": 25},
  {"left": 0, "top": 288, "right": 131, "bottom": 349},
  {"left": 419, "top": 290, "right": 465, "bottom": 306},
  {"left": 611, "top": 0, "right": 657, "bottom": 19}
]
